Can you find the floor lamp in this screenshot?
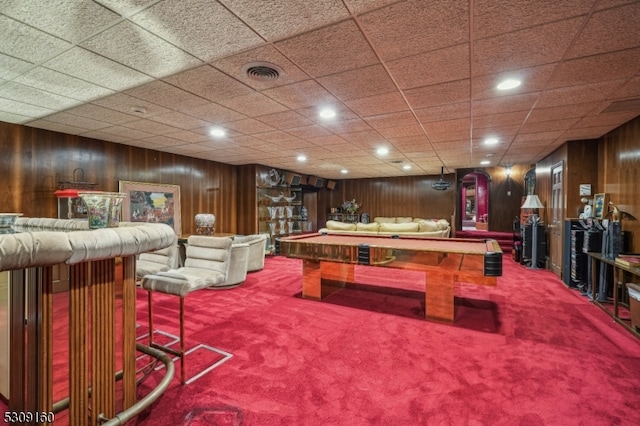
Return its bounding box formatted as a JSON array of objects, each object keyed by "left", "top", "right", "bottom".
[{"left": 521, "top": 194, "right": 545, "bottom": 269}]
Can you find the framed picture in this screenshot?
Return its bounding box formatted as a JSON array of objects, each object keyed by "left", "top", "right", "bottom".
[
  {"left": 119, "top": 181, "right": 181, "bottom": 235},
  {"left": 593, "top": 193, "right": 609, "bottom": 220}
]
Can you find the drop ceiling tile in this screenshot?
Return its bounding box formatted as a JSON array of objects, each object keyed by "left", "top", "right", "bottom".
[
  {"left": 42, "top": 112, "right": 111, "bottom": 131},
  {"left": 317, "top": 64, "right": 396, "bottom": 101},
  {"left": 92, "top": 93, "right": 171, "bottom": 117},
  {"left": 0, "top": 97, "right": 55, "bottom": 118},
  {"left": 0, "top": 53, "right": 34, "bottom": 80},
  {"left": 0, "top": 110, "right": 31, "bottom": 124},
  {"left": 0, "top": 15, "right": 72, "bottom": 63},
  {"left": 423, "top": 118, "right": 470, "bottom": 134},
  {"left": 164, "top": 130, "right": 211, "bottom": 143},
  {"left": 253, "top": 130, "right": 300, "bottom": 142},
  {"left": 221, "top": 0, "right": 350, "bottom": 41},
  {"left": 81, "top": 21, "right": 202, "bottom": 78},
  {"left": 512, "top": 131, "right": 566, "bottom": 144},
  {"left": 607, "top": 76, "right": 640, "bottom": 100},
  {"left": 428, "top": 130, "right": 470, "bottom": 143},
  {"left": 344, "top": 92, "right": 409, "bottom": 117},
  {"left": 537, "top": 80, "right": 626, "bottom": 108},
  {"left": 180, "top": 102, "right": 247, "bottom": 123},
  {"left": 340, "top": 129, "right": 385, "bottom": 144},
  {"left": 365, "top": 111, "right": 419, "bottom": 130},
  {"left": 472, "top": 64, "right": 555, "bottom": 100},
  {"left": 287, "top": 125, "right": 333, "bottom": 139},
  {"left": 472, "top": 111, "right": 529, "bottom": 129},
  {"left": 521, "top": 118, "right": 582, "bottom": 134},
  {"left": 261, "top": 80, "right": 339, "bottom": 110},
  {"left": 256, "top": 110, "right": 315, "bottom": 129},
  {"left": 212, "top": 45, "right": 309, "bottom": 90},
  {"left": 527, "top": 103, "right": 601, "bottom": 123},
  {"left": 26, "top": 119, "right": 86, "bottom": 135},
  {"left": 359, "top": 0, "right": 469, "bottom": 61},
  {"left": 547, "top": 49, "right": 640, "bottom": 89},
  {"left": 473, "top": 92, "right": 539, "bottom": 116},
  {"left": 148, "top": 111, "right": 210, "bottom": 130},
  {"left": 387, "top": 44, "right": 470, "bottom": 90},
  {"left": 218, "top": 92, "right": 290, "bottom": 116},
  {"left": 473, "top": 0, "right": 592, "bottom": 40},
  {"left": 573, "top": 111, "right": 639, "bottom": 129},
  {"left": 122, "top": 119, "right": 181, "bottom": 136},
  {"left": 223, "top": 118, "right": 275, "bottom": 134},
  {"left": 560, "top": 126, "right": 615, "bottom": 140},
  {"left": 80, "top": 129, "right": 131, "bottom": 144},
  {"left": 130, "top": 0, "right": 264, "bottom": 62},
  {"left": 275, "top": 20, "right": 378, "bottom": 77},
  {"left": 377, "top": 125, "right": 424, "bottom": 139},
  {"left": 472, "top": 17, "right": 583, "bottom": 76},
  {"left": 565, "top": 3, "right": 640, "bottom": 59},
  {"left": 14, "top": 67, "right": 114, "bottom": 101},
  {"left": 64, "top": 104, "right": 138, "bottom": 125},
  {"left": 164, "top": 65, "right": 254, "bottom": 102},
  {"left": 43, "top": 47, "right": 153, "bottom": 91},
  {"left": 0, "top": 82, "right": 80, "bottom": 111},
  {"left": 414, "top": 102, "right": 470, "bottom": 123},
  {"left": 124, "top": 80, "right": 209, "bottom": 110},
  {"left": 404, "top": 79, "right": 470, "bottom": 109},
  {"left": 321, "top": 118, "right": 373, "bottom": 134},
  {"left": 1, "top": 1, "right": 120, "bottom": 43}
]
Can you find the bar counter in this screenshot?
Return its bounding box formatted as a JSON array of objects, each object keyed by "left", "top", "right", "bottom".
[{"left": 0, "top": 218, "right": 176, "bottom": 425}]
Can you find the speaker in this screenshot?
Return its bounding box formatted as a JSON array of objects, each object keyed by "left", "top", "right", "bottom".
[
  {"left": 308, "top": 176, "right": 324, "bottom": 187},
  {"left": 327, "top": 180, "right": 336, "bottom": 190},
  {"left": 285, "top": 173, "right": 301, "bottom": 186}
]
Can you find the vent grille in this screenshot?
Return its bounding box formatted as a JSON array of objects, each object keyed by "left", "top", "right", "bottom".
[{"left": 243, "top": 62, "right": 282, "bottom": 81}]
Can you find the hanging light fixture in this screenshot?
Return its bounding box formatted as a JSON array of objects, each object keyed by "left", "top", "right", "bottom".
[{"left": 432, "top": 167, "right": 452, "bottom": 190}]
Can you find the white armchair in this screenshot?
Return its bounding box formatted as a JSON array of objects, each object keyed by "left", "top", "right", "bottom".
[{"left": 232, "top": 234, "right": 268, "bottom": 272}]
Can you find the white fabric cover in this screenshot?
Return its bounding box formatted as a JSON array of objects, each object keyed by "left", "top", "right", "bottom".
[
  {"left": 232, "top": 234, "right": 268, "bottom": 272},
  {"left": 136, "top": 236, "right": 179, "bottom": 279},
  {"left": 141, "top": 236, "right": 233, "bottom": 296},
  {"left": 326, "top": 220, "right": 357, "bottom": 231},
  {"left": 1, "top": 218, "right": 175, "bottom": 271},
  {"left": 214, "top": 243, "right": 250, "bottom": 288},
  {"left": 379, "top": 222, "right": 420, "bottom": 233}
]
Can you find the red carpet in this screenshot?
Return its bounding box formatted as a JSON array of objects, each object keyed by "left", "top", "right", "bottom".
[{"left": 3, "top": 256, "right": 640, "bottom": 425}]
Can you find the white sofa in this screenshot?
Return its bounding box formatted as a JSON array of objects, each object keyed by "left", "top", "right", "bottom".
[{"left": 318, "top": 216, "right": 450, "bottom": 238}]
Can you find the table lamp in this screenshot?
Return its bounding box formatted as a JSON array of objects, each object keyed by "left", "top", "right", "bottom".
[{"left": 521, "top": 195, "right": 545, "bottom": 269}]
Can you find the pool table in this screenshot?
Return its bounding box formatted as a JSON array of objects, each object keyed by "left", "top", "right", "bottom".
[{"left": 277, "top": 233, "right": 502, "bottom": 322}]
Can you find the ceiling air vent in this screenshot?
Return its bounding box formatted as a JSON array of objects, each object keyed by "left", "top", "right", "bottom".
[
  {"left": 432, "top": 167, "right": 452, "bottom": 191},
  {"left": 243, "top": 62, "right": 282, "bottom": 82}
]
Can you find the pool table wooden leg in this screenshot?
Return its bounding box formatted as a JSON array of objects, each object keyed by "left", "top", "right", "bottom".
[
  {"left": 425, "top": 271, "right": 455, "bottom": 322},
  {"left": 302, "top": 259, "right": 322, "bottom": 300}
]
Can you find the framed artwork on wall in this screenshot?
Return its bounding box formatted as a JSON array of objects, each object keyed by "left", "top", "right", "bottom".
[
  {"left": 593, "top": 193, "right": 609, "bottom": 220},
  {"left": 119, "top": 181, "right": 181, "bottom": 235}
]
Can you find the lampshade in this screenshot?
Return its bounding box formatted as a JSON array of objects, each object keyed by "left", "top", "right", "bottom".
[{"left": 521, "top": 194, "right": 544, "bottom": 209}]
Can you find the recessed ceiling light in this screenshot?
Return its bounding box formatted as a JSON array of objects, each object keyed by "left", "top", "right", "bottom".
[
  {"left": 210, "top": 127, "right": 226, "bottom": 138},
  {"left": 319, "top": 108, "right": 336, "bottom": 119},
  {"left": 131, "top": 106, "right": 147, "bottom": 114},
  {"left": 484, "top": 137, "right": 498, "bottom": 145},
  {"left": 376, "top": 147, "right": 389, "bottom": 156},
  {"left": 403, "top": 164, "right": 412, "bottom": 170},
  {"left": 297, "top": 154, "right": 307, "bottom": 162},
  {"left": 481, "top": 160, "right": 491, "bottom": 165},
  {"left": 341, "top": 169, "right": 348, "bottom": 174},
  {"left": 497, "top": 79, "right": 521, "bottom": 90}
]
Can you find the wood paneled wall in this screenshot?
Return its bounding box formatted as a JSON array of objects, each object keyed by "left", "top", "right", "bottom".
[
  {"left": 600, "top": 116, "right": 640, "bottom": 252},
  {"left": 325, "top": 175, "right": 457, "bottom": 224},
  {"left": 0, "top": 122, "right": 237, "bottom": 236},
  {"left": 536, "top": 115, "right": 640, "bottom": 254}
]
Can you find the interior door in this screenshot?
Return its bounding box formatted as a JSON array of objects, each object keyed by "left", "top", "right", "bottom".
[{"left": 549, "top": 162, "right": 564, "bottom": 277}]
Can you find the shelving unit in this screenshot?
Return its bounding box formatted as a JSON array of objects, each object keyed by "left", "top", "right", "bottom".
[
  {"left": 258, "top": 186, "right": 307, "bottom": 246},
  {"left": 327, "top": 213, "right": 359, "bottom": 224}
]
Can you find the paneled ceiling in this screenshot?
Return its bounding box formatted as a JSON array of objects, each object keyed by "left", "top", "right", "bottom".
[{"left": 1, "top": 0, "right": 639, "bottom": 179}]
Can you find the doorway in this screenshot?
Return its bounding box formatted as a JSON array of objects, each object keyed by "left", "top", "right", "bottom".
[{"left": 461, "top": 172, "right": 489, "bottom": 231}]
